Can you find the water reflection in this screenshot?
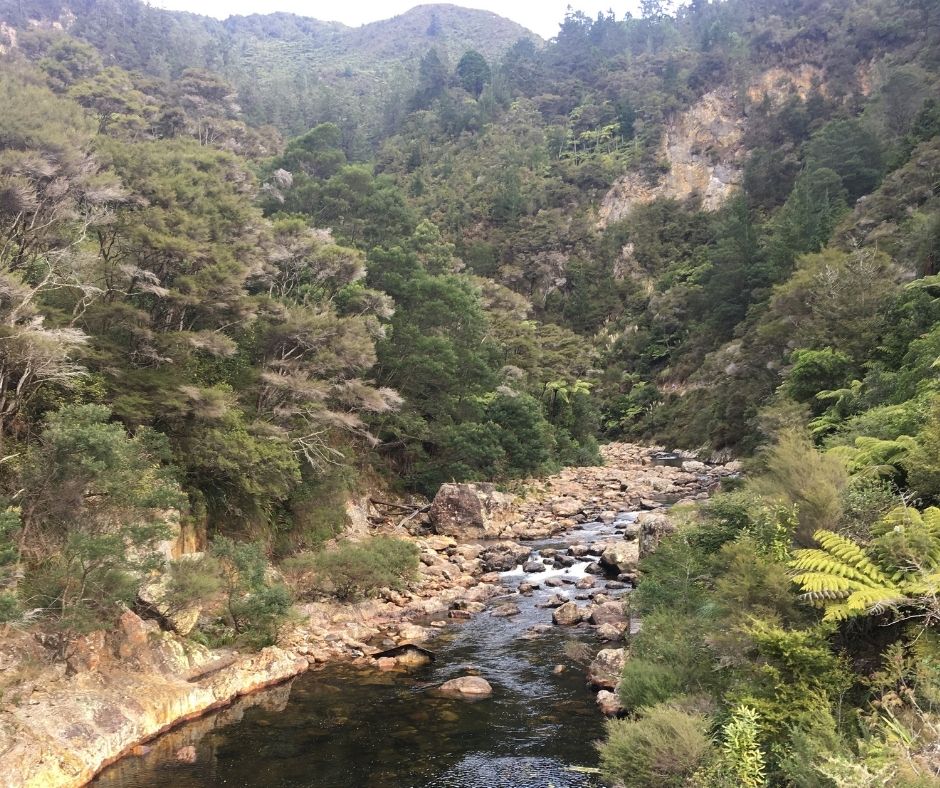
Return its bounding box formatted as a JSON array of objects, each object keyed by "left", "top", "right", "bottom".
[{"left": 93, "top": 516, "right": 635, "bottom": 788}]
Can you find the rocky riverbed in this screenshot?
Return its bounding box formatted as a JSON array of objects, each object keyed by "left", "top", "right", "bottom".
[{"left": 0, "top": 444, "right": 738, "bottom": 788}]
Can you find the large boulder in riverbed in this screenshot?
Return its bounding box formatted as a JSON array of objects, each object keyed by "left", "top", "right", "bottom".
[
  {"left": 429, "top": 483, "right": 516, "bottom": 539},
  {"left": 589, "top": 601, "right": 628, "bottom": 629},
  {"left": 552, "top": 601, "right": 583, "bottom": 626},
  {"left": 637, "top": 511, "right": 677, "bottom": 558},
  {"left": 438, "top": 675, "right": 493, "bottom": 697},
  {"left": 588, "top": 648, "right": 626, "bottom": 690},
  {"left": 599, "top": 541, "right": 639, "bottom": 574}
]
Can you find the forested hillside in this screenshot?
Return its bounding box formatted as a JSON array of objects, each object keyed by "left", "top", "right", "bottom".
[{"left": 2, "top": 0, "right": 940, "bottom": 781}]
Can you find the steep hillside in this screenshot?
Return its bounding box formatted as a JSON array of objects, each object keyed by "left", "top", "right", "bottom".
[{"left": 0, "top": 0, "right": 539, "bottom": 139}]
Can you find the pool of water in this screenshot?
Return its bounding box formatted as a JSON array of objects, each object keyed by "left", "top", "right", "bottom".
[{"left": 92, "top": 516, "right": 635, "bottom": 788}]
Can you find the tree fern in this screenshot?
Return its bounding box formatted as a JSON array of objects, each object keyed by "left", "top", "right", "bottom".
[{"left": 791, "top": 506, "right": 940, "bottom": 624}]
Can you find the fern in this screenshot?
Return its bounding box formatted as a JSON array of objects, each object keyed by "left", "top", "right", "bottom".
[{"left": 791, "top": 506, "right": 940, "bottom": 624}]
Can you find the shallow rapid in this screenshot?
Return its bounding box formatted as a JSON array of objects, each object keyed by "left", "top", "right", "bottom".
[{"left": 92, "top": 515, "right": 637, "bottom": 788}]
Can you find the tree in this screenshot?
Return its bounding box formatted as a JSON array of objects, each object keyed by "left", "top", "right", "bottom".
[
  {"left": 803, "top": 119, "right": 884, "bottom": 202},
  {"left": 411, "top": 48, "right": 448, "bottom": 111},
  {"left": 455, "top": 50, "right": 491, "bottom": 98},
  {"left": 18, "top": 404, "right": 183, "bottom": 631}
]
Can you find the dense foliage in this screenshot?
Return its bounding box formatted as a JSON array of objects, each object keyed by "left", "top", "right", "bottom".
[{"left": 0, "top": 1, "right": 940, "bottom": 775}]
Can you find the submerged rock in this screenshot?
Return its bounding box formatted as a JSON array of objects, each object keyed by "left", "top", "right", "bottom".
[{"left": 437, "top": 676, "right": 493, "bottom": 697}]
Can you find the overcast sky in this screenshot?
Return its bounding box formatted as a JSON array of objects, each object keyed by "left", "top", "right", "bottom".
[{"left": 148, "top": 1, "right": 645, "bottom": 40}]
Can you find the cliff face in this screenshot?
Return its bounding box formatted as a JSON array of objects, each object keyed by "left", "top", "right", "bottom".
[{"left": 597, "top": 65, "right": 826, "bottom": 226}]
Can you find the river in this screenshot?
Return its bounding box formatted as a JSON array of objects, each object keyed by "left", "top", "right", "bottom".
[{"left": 91, "top": 514, "right": 637, "bottom": 788}]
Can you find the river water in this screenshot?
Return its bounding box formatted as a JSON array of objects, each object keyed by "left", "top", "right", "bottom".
[{"left": 92, "top": 514, "right": 636, "bottom": 788}]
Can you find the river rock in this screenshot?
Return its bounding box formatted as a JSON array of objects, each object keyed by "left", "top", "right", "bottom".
[
  {"left": 584, "top": 562, "right": 605, "bottom": 575},
  {"left": 523, "top": 560, "right": 546, "bottom": 573},
  {"left": 550, "top": 498, "right": 584, "bottom": 517},
  {"left": 576, "top": 576, "right": 595, "bottom": 589},
  {"left": 596, "top": 690, "right": 624, "bottom": 717},
  {"left": 490, "top": 603, "right": 521, "bottom": 618},
  {"left": 438, "top": 676, "right": 493, "bottom": 697},
  {"left": 637, "top": 511, "right": 677, "bottom": 558},
  {"left": 544, "top": 577, "right": 565, "bottom": 587},
  {"left": 569, "top": 544, "right": 590, "bottom": 558},
  {"left": 429, "top": 483, "right": 516, "bottom": 539},
  {"left": 588, "top": 648, "right": 626, "bottom": 690},
  {"left": 518, "top": 582, "right": 538, "bottom": 594},
  {"left": 539, "top": 593, "right": 568, "bottom": 608},
  {"left": 589, "top": 602, "right": 627, "bottom": 628},
  {"left": 552, "top": 602, "right": 583, "bottom": 626},
  {"left": 620, "top": 521, "right": 641, "bottom": 540},
  {"left": 599, "top": 541, "right": 639, "bottom": 574},
  {"left": 481, "top": 542, "right": 531, "bottom": 573},
  {"left": 596, "top": 623, "right": 624, "bottom": 642}
]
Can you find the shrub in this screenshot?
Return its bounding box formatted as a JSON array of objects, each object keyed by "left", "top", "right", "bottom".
[
  {"left": 598, "top": 702, "right": 713, "bottom": 787},
  {"left": 619, "top": 658, "right": 683, "bottom": 710},
  {"left": 750, "top": 429, "right": 847, "bottom": 544},
  {"left": 290, "top": 536, "right": 419, "bottom": 601},
  {"left": 210, "top": 537, "right": 293, "bottom": 647}
]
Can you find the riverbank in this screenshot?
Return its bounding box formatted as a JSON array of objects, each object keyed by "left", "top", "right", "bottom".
[{"left": 0, "top": 444, "right": 738, "bottom": 788}]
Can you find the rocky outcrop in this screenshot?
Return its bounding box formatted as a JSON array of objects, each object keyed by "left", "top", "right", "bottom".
[
  {"left": 0, "top": 617, "right": 307, "bottom": 788},
  {"left": 598, "top": 65, "right": 827, "bottom": 227},
  {"left": 429, "top": 483, "right": 516, "bottom": 539},
  {"left": 598, "top": 86, "right": 745, "bottom": 226}
]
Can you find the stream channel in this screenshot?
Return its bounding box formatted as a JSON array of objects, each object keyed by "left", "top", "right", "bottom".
[{"left": 92, "top": 512, "right": 639, "bottom": 788}]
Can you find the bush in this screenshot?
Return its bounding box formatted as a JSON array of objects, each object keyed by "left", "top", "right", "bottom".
[
  {"left": 598, "top": 702, "right": 713, "bottom": 787},
  {"left": 289, "top": 536, "right": 419, "bottom": 601},
  {"left": 750, "top": 429, "right": 847, "bottom": 544},
  {"left": 619, "top": 658, "right": 683, "bottom": 710},
  {"left": 210, "top": 537, "right": 293, "bottom": 647}
]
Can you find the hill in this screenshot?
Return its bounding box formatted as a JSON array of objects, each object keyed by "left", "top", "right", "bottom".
[{"left": 0, "top": 0, "right": 539, "bottom": 138}]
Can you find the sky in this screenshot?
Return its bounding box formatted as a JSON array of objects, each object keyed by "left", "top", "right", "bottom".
[{"left": 148, "top": 1, "right": 645, "bottom": 40}]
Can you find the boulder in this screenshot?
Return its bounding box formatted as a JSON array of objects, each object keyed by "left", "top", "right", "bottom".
[
  {"left": 550, "top": 498, "right": 584, "bottom": 518},
  {"left": 481, "top": 542, "right": 531, "bottom": 573},
  {"left": 596, "top": 623, "right": 623, "bottom": 642},
  {"left": 552, "top": 602, "right": 583, "bottom": 626},
  {"left": 429, "top": 483, "right": 515, "bottom": 539},
  {"left": 596, "top": 690, "right": 624, "bottom": 717},
  {"left": 637, "top": 511, "right": 677, "bottom": 558},
  {"left": 523, "top": 560, "right": 546, "bottom": 573},
  {"left": 599, "top": 541, "right": 639, "bottom": 574},
  {"left": 589, "top": 601, "right": 628, "bottom": 628},
  {"left": 438, "top": 676, "right": 493, "bottom": 697},
  {"left": 588, "top": 648, "right": 626, "bottom": 690},
  {"left": 490, "top": 603, "right": 521, "bottom": 618}
]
